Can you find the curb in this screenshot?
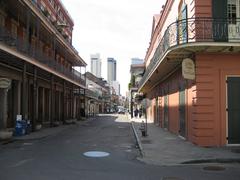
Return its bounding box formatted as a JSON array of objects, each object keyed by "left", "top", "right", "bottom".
[
  {"left": 131, "top": 121, "right": 144, "bottom": 157},
  {"left": 181, "top": 158, "right": 240, "bottom": 164},
  {"left": 6, "top": 118, "right": 94, "bottom": 142}
]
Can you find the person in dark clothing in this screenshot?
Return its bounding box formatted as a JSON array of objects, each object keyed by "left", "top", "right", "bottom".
[
  {"left": 139, "top": 108, "right": 142, "bottom": 118},
  {"left": 134, "top": 108, "right": 139, "bottom": 118}
]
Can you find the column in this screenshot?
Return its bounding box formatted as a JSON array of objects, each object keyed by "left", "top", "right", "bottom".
[
  {"left": 83, "top": 89, "right": 86, "bottom": 117},
  {"left": 32, "top": 67, "right": 38, "bottom": 131},
  {"left": 50, "top": 75, "right": 55, "bottom": 126},
  {"left": 71, "top": 84, "right": 74, "bottom": 119},
  {"left": 62, "top": 80, "right": 66, "bottom": 124},
  {"left": 42, "top": 87, "right": 45, "bottom": 123},
  {"left": 21, "top": 62, "right": 27, "bottom": 120},
  {"left": 58, "top": 91, "right": 61, "bottom": 122},
  {"left": 0, "top": 88, "right": 8, "bottom": 129},
  {"left": 13, "top": 80, "right": 21, "bottom": 125},
  {"left": 78, "top": 87, "right": 81, "bottom": 119}
]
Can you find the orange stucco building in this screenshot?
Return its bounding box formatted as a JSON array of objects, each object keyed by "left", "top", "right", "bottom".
[{"left": 139, "top": 0, "right": 240, "bottom": 146}]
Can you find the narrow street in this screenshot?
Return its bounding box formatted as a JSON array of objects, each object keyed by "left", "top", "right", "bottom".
[{"left": 0, "top": 115, "right": 240, "bottom": 180}]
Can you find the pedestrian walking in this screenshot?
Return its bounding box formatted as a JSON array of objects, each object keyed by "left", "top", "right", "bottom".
[{"left": 134, "top": 108, "right": 139, "bottom": 118}]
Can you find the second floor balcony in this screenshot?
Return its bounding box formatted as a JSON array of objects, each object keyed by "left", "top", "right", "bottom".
[
  {"left": 139, "top": 18, "right": 240, "bottom": 93},
  {"left": 0, "top": 25, "right": 85, "bottom": 86},
  {"left": 85, "top": 89, "right": 99, "bottom": 100},
  {"left": 0, "top": 0, "right": 86, "bottom": 87}
]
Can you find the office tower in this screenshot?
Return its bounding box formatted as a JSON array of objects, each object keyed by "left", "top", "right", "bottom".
[
  {"left": 90, "top": 53, "right": 102, "bottom": 78},
  {"left": 107, "top": 57, "right": 116, "bottom": 83}
]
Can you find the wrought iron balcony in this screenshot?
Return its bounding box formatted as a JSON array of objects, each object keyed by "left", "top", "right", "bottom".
[
  {"left": 0, "top": 26, "right": 85, "bottom": 86},
  {"left": 85, "top": 89, "right": 99, "bottom": 100},
  {"left": 28, "top": 0, "right": 76, "bottom": 52},
  {"left": 139, "top": 18, "right": 240, "bottom": 90}
]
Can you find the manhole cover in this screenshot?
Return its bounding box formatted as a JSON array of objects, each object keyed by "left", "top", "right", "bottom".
[
  {"left": 141, "top": 140, "right": 152, "bottom": 144},
  {"left": 161, "top": 177, "right": 184, "bottom": 180},
  {"left": 83, "top": 151, "right": 110, "bottom": 158},
  {"left": 203, "top": 166, "right": 226, "bottom": 171}
]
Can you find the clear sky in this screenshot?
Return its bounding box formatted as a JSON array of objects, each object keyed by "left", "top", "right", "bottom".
[{"left": 61, "top": 0, "right": 165, "bottom": 96}]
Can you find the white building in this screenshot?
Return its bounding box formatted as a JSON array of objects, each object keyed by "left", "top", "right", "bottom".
[
  {"left": 90, "top": 53, "right": 101, "bottom": 78},
  {"left": 131, "top": 58, "right": 144, "bottom": 65}
]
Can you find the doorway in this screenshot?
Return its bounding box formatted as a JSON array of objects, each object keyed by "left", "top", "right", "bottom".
[
  {"left": 226, "top": 76, "right": 240, "bottom": 144},
  {"left": 164, "top": 94, "right": 169, "bottom": 129},
  {"left": 179, "top": 84, "right": 186, "bottom": 137},
  {"left": 155, "top": 97, "right": 159, "bottom": 125}
]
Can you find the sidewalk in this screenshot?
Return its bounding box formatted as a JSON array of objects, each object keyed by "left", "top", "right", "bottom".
[
  {"left": 130, "top": 116, "right": 240, "bottom": 166},
  {"left": 1, "top": 118, "right": 94, "bottom": 143}
]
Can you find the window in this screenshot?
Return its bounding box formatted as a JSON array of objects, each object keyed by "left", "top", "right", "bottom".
[
  {"left": 40, "top": 5, "right": 45, "bottom": 11},
  {"left": 49, "top": 0, "right": 55, "bottom": 9},
  {"left": 228, "top": 0, "right": 237, "bottom": 24},
  {"left": 40, "top": 2, "right": 46, "bottom": 11}
]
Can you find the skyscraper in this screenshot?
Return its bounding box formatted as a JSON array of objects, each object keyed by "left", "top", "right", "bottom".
[
  {"left": 90, "top": 53, "right": 101, "bottom": 78},
  {"left": 107, "top": 57, "right": 116, "bottom": 83}
]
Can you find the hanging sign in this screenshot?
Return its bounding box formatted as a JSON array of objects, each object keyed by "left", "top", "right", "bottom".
[
  {"left": 0, "top": 78, "right": 11, "bottom": 89},
  {"left": 182, "top": 58, "right": 195, "bottom": 80}
]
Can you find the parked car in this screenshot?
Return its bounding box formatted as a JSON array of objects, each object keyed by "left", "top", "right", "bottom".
[{"left": 117, "top": 106, "right": 125, "bottom": 114}]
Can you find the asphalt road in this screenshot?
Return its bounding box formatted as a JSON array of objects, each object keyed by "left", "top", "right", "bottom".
[{"left": 0, "top": 114, "right": 240, "bottom": 180}]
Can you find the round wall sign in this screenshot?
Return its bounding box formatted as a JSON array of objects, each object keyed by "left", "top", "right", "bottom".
[{"left": 182, "top": 58, "right": 195, "bottom": 80}]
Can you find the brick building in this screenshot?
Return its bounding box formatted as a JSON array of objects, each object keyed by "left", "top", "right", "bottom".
[
  {"left": 0, "top": 0, "right": 86, "bottom": 134},
  {"left": 139, "top": 0, "right": 240, "bottom": 146}
]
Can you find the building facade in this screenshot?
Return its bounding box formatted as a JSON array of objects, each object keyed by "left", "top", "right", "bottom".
[
  {"left": 112, "top": 81, "right": 120, "bottom": 96},
  {"left": 107, "top": 57, "right": 116, "bottom": 83},
  {"left": 90, "top": 53, "right": 101, "bottom": 78},
  {"left": 85, "top": 72, "right": 111, "bottom": 116},
  {"left": 0, "top": 0, "right": 86, "bottom": 134},
  {"left": 139, "top": 0, "right": 240, "bottom": 146},
  {"left": 129, "top": 61, "right": 145, "bottom": 118}
]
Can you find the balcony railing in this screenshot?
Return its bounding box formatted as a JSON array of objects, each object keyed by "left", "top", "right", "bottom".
[
  {"left": 28, "top": 0, "right": 79, "bottom": 55},
  {"left": 139, "top": 18, "right": 240, "bottom": 89},
  {"left": 85, "top": 89, "right": 99, "bottom": 100},
  {"left": 0, "top": 26, "right": 85, "bottom": 86}
]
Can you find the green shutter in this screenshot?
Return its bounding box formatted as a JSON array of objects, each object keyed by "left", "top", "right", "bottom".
[{"left": 212, "top": 0, "right": 228, "bottom": 41}]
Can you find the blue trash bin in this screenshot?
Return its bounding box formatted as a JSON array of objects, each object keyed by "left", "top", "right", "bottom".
[{"left": 14, "top": 120, "right": 27, "bottom": 136}]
